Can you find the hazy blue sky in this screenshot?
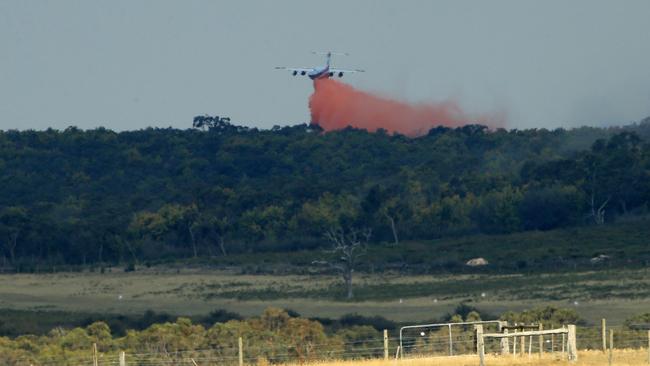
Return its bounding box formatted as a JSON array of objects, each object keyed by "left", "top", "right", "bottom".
[{"left": 1, "top": 0, "right": 649, "bottom": 131}]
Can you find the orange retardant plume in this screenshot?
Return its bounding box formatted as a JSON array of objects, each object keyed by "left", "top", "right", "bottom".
[{"left": 309, "top": 78, "right": 503, "bottom": 136}]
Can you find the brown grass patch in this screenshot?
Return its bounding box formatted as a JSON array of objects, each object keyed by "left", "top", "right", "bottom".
[{"left": 283, "top": 349, "right": 648, "bottom": 366}]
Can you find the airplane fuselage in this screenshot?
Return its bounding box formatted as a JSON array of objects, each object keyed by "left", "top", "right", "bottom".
[{"left": 308, "top": 66, "right": 330, "bottom": 80}]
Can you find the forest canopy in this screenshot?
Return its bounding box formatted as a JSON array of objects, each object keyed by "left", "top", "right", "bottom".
[{"left": 1, "top": 118, "right": 649, "bottom": 267}]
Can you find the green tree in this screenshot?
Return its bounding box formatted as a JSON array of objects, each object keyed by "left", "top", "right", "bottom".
[
  {"left": 518, "top": 185, "right": 581, "bottom": 230},
  {"left": 500, "top": 306, "right": 581, "bottom": 325},
  {"left": 0, "top": 207, "right": 28, "bottom": 264},
  {"left": 472, "top": 186, "right": 522, "bottom": 234},
  {"left": 292, "top": 193, "right": 359, "bottom": 237},
  {"left": 130, "top": 204, "right": 199, "bottom": 257}
]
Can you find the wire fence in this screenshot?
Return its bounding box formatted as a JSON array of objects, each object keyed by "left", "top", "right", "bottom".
[{"left": 10, "top": 326, "right": 650, "bottom": 366}]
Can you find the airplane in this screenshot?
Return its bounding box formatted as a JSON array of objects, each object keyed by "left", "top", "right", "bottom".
[{"left": 275, "top": 52, "right": 364, "bottom": 80}]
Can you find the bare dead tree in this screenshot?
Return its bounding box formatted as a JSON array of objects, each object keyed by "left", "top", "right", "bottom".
[
  {"left": 591, "top": 193, "right": 610, "bottom": 225},
  {"left": 4, "top": 231, "right": 19, "bottom": 264},
  {"left": 384, "top": 212, "right": 399, "bottom": 246},
  {"left": 587, "top": 163, "right": 611, "bottom": 225},
  {"left": 315, "top": 227, "right": 371, "bottom": 299},
  {"left": 216, "top": 216, "right": 230, "bottom": 257}
]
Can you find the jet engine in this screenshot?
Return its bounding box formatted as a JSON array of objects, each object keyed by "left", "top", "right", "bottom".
[
  {"left": 300, "top": 71, "right": 306, "bottom": 75},
  {"left": 338, "top": 72, "right": 344, "bottom": 78},
  {"left": 292, "top": 70, "right": 297, "bottom": 76}
]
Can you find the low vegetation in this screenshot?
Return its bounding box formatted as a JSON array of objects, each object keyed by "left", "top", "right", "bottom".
[{"left": 0, "top": 307, "right": 648, "bottom": 366}]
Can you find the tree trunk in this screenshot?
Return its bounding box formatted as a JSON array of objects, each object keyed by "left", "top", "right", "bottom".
[
  {"left": 218, "top": 236, "right": 227, "bottom": 256},
  {"left": 98, "top": 242, "right": 104, "bottom": 263},
  {"left": 7, "top": 247, "right": 15, "bottom": 265},
  {"left": 344, "top": 271, "right": 353, "bottom": 299},
  {"left": 386, "top": 214, "right": 399, "bottom": 245},
  {"left": 6, "top": 232, "right": 18, "bottom": 264},
  {"left": 590, "top": 192, "right": 610, "bottom": 225},
  {"left": 188, "top": 226, "right": 198, "bottom": 258},
  {"left": 124, "top": 240, "right": 139, "bottom": 264},
  {"left": 595, "top": 197, "right": 610, "bottom": 225}
]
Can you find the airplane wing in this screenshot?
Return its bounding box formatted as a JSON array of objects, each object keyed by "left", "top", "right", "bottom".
[
  {"left": 329, "top": 68, "right": 365, "bottom": 74},
  {"left": 275, "top": 67, "right": 312, "bottom": 73}
]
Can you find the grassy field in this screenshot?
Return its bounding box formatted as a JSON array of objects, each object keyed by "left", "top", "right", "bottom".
[
  {"left": 1, "top": 219, "right": 648, "bottom": 336},
  {"left": 0, "top": 266, "right": 648, "bottom": 327},
  {"left": 187, "top": 219, "right": 650, "bottom": 275},
  {"left": 290, "top": 350, "right": 650, "bottom": 366}
]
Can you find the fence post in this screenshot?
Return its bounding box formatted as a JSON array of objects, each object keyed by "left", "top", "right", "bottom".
[
  {"left": 647, "top": 330, "right": 649, "bottom": 365},
  {"left": 602, "top": 318, "right": 607, "bottom": 353},
  {"left": 448, "top": 324, "right": 453, "bottom": 356},
  {"left": 550, "top": 324, "right": 555, "bottom": 353},
  {"left": 501, "top": 328, "right": 510, "bottom": 355},
  {"left": 520, "top": 332, "right": 525, "bottom": 357},
  {"left": 567, "top": 324, "right": 578, "bottom": 362},
  {"left": 476, "top": 325, "right": 485, "bottom": 366},
  {"left": 609, "top": 329, "right": 613, "bottom": 366},
  {"left": 562, "top": 327, "right": 566, "bottom": 360},
  {"left": 513, "top": 330, "right": 517, "bottom": 355},
  {"left": 238, "top": 336, "right": 243, "bottom": 366},
  {"left": 551, "top": 332, "right": 555, "bottom": 353},
  {"left": 538, "top": 323, "right": 543, "bottom": 358},
  {"left": 475, "top": 325, "right": 483, "bottom": 354},
  {"left": 92, "top": 343, "right": 98, "bottom": 366},
  {"left": 119, "top": 351, "right": 126, "bottom": 366},
  {"left": 499, "top": 321, "right": 509, "bottom": 355},
  {"left": 384, "top": 329, "right": 388, "bottom": 360}
]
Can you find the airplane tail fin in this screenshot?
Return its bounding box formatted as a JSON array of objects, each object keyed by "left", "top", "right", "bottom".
[{"left": 312, "top": 51, "right": 348, "bottom": 68}]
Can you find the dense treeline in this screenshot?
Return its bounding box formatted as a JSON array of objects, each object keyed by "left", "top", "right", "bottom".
[{"left": 1, "top": 118, "right": 650, "bottom": 267}]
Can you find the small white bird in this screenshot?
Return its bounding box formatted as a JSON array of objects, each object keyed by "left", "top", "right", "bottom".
[{"left": 118, "top": 294, "right": 123, "bottom": 300}]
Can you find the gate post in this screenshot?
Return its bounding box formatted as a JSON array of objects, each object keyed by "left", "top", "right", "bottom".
[
  {"left": 538, "top": 324, "right": 544, "bottom": 358},
  {"left": 238, "top": 336, "right": 244, "bottom": 366},
  {"left": 384, "top": 329, "right": 388, "bottom": 360},
  {"left": 474, "top": 325, "right": 483, "bottom": 355},
  {"left": 567, "top": 325, "right": 578, "bottom": 362},
  {"left": 448, "top": 324, "right": 453, "bottom": 356},
  {"left": 499, "top": 321, "right": 509, "bottom": 355},
  {"left": 501, "top": 328, "right": 510, "bottom": 355},
  {"left": 608, "top": 329, "right": 613, "bottom": 366},
  {"left": 602, "top": 318, "right": 607, "bottom": 353},
  {"left": 476, "top": 325, "right": 485, "bottom": 366}
]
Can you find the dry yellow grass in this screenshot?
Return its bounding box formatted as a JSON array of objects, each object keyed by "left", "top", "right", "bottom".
[{"left": 286, "top": 350, "right": 649, "bottom": 366}]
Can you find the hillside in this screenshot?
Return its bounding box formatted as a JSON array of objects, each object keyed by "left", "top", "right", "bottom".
[{"left": 0, "top": 119, "right": 649, "bottom": 269}]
